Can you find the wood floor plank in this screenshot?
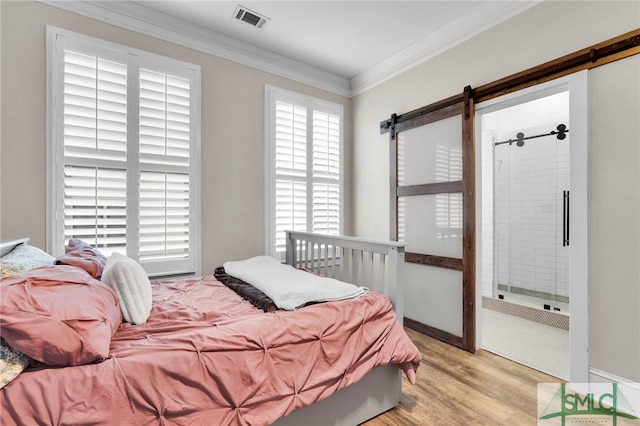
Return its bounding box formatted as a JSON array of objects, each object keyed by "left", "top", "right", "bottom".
[{"left": 362, "top": 328, "right": 563, "bottom": 426}]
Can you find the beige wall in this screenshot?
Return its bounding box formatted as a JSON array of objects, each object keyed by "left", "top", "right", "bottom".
[
  {"left": 588, "top": 55, "right": 640, "bottom": 381},
  {"left": 352, "top": 1, "right": 640, "bottom": 380},
  {"left": 0, "top": 1, "right": 352, "bottom": 274}
]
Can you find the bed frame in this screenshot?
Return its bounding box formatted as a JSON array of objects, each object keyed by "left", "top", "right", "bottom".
[
  {"left": 0, "top": 238, "right": 30, "bottom": 257},
  {"left": 0, "top": 234, "right": 407, "bottom": 426},
  {"left": 275, "top": 231, "right": 407, "bottom": 425}
]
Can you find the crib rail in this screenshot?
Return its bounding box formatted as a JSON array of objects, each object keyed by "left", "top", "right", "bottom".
[{"left": 285, "top": 231, "right": 406, "bottom": 322}]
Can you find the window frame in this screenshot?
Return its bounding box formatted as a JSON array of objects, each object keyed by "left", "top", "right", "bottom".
[
  {"left": 264, "top": 85, "right": 344, "bottom": 260},
  {"left": 46, "top": 26, "right": 201, "bottom": 277}
]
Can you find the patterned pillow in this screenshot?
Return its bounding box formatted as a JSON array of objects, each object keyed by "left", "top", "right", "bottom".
[
  {"left": 0, "top": 244, "right": 55, "bottom": 271},
  {"left": 0, "top": 339, "right": 29, "bottom": 389},
  {"left": 0, "top": 263, "right": 26, "bottom": 277}
]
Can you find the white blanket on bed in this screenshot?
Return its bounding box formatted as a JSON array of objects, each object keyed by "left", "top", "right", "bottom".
[{"left": 222, "top": 256, "right": 368, "bottom": 310}]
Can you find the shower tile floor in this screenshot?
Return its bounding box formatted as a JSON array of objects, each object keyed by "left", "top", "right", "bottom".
[{"left": 481, "top": 308, "right": 569, "bottom": 380}]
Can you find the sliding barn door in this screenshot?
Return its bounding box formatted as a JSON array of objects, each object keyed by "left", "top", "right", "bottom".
[{"left": 381, "top": 87, "right": 475, "bottom": 352}]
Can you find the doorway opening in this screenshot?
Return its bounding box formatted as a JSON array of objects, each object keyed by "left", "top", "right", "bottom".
[{"left": 475, "top": 72, "right": 588, "bottom": 381}]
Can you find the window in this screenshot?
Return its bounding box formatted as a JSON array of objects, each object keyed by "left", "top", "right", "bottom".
[
  {"left": 46, "top": 27, "right": 201, "bottom": 277},
  {"left": 265, "top": 86, "right": 343, "bottom": 259}
]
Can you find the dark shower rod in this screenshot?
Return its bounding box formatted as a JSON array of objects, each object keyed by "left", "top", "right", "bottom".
[{"left": 494, "top": 124, "right": 569, "bottom": 147}]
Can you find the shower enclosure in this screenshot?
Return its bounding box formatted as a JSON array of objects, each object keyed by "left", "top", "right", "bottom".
[{"left": 481, "top": 91, "right": 570, "bottom": 313}]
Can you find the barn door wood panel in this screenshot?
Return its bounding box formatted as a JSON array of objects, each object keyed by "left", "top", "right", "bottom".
[{"left": 381, "top": 87, "right": 475, "bottom": 352}]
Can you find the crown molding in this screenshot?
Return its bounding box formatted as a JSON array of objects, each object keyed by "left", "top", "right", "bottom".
[
  {"left": 40, "top": 0, "right": 352, "bottom": 97},
  {"left": 350, "top": 1, "right": 541, "bottom": 96},
  {"left": 41, "top": 1, "right": 539, "bottom": 98}
]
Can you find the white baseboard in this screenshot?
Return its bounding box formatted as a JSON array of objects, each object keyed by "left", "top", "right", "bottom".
[{"left": 589, "top": 368, "right": 640, "bottom": 389}]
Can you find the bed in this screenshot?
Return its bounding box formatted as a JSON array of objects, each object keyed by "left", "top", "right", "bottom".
[{"left": 0, "top": 231, "right": 419, "bottom": 426}]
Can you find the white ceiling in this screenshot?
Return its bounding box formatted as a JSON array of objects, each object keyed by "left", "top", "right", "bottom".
[
  {"left": 135, "top": 1, "right": 487, "bottom": 79},
  {"left": 46, "top": 1, "right": 539, "bottom": 96}
]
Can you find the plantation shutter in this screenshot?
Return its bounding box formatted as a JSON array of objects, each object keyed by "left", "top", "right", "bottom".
[
  {"left": 274, "top": 101, "right": 308, "bottom": 254},
  {"left": 49, "top": 28, "right": 200, "bottom": 277},
  {"left": 139, "top": 69, "right": 192, "bottom": 265},
  {"left": 267, "top": 87, "right": 343, "bottom": 259},
  {"left": 311, "top": 110, "right": 340, "bottom": 235},
  {"left": 62, "top": 49, "right": 128, "bottom": 256}
]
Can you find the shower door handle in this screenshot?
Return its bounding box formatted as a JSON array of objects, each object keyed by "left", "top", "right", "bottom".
[{"left": 563, "top": 190, "right": 570, "bottom": 247}]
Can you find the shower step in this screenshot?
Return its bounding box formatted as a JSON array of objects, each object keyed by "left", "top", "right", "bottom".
[{"left": 483, "top": 296, "right": 569, "bottom": 330}]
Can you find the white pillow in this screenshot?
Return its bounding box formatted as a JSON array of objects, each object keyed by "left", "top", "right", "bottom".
[{"left": 101, "top": 253, "right": 152, "bottom": 325}]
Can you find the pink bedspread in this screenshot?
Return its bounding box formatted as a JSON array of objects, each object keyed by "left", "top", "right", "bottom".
[{"left": 0, "top": 276, "right": 420, "bottom": 425}]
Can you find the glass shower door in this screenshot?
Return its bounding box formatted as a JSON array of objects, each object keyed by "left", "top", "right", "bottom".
[{"left": 485, "top": 90, "right": 570, "bottom": 312}]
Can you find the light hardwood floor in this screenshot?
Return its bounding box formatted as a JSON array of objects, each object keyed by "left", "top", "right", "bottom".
[{"left": 362, "top": 328, "right": 562, "bottom": 426}]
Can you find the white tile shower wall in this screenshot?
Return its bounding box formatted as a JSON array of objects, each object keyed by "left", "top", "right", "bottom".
[{"left": 483, "top": 92, "right": 570, "bottom": 299}]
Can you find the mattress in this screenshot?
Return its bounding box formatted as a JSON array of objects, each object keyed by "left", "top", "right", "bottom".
[{"left": 0, "top": 275, "right": 420, "bottom": 425}]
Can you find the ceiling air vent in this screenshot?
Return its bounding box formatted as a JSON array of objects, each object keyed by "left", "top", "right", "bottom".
[{"left": 234, "top": 6, "right": 269, "bottom": 29}]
